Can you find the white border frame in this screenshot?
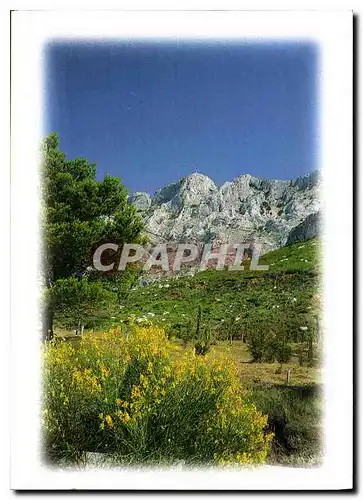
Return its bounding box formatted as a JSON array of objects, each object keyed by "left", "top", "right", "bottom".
[{"left": 10, "top": 10, "right": 353, "bottom": 490}]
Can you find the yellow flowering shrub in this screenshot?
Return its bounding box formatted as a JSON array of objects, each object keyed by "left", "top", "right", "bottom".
[{"left": 42, "top": 327, "right": 272, "bottom": 466}]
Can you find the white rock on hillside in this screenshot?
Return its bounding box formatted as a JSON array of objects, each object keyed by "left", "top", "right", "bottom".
[{"left": 131, "top": 171, "right": 322, "bottom": 253}]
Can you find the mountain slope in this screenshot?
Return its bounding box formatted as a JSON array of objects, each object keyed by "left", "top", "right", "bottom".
[
  {"left": 131, "top": 171, "right": 321, "bottom": 252},
  {"left": 286, "top": 211, "right": 322, "bottom": 246},
  {"left": 116, "top": 238, "right": 321, "bottom": 341}
]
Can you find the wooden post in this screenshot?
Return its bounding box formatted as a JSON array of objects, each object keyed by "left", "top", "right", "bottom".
[
  {"left": 286, "top": 369, "right": 291, "bottom": 385},
  {"left": 80, "top": 325, "right": 84, "bottom": 335}
]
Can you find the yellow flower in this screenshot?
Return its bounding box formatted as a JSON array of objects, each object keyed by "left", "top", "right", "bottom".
[
  {"left": 131, "top": 385, "right": 142, "bottom": 400},
  {"left": 122, "top": 412, "right": 131, "bottom": 423},
  {"left": 101, "top": 366, "right": 109, "bottom": 378},
  {"left": 140, "top": 374, "right": 149, "bottom": 387},
  {"left": 116, "top": 399, "right": 122, "bottom": 405},
  {"left": 105, "top": 415, "right": 114, "bottom": 429}
]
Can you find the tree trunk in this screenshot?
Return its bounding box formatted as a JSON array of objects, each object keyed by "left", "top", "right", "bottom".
[{"left": 42, "top": 305, "right": 54, "bottom": 342}]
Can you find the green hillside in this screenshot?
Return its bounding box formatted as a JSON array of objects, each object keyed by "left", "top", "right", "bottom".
[
  {"left": 116, "top": 237, "right": 322, "bottom": 466},
  {"left": 116, "top": 238, "right": 321, "bottom": 343},
  {"left": 54, "top": 238, "right": 323, "bottom": 466}
]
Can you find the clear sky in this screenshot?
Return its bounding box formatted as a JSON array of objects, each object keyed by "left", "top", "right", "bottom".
[{"left": 44, "top": 40, "right": 319, "bottom": 195}]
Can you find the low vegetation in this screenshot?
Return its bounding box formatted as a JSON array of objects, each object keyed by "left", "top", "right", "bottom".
[
  {"left": 50, "top": 239, "right": 322, "bottom": 468},
  {"left": 248, "top": 384, "right": 322, "bottom": 466},
  {"left": 43, "top": 327, "right": 272, "bottom": 466}
]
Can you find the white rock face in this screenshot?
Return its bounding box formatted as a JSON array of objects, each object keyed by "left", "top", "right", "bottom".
[
  {"left": 130, "top": 191, "right": 152, "bottom": 211},
  {"left": 132, "top": 171, "right": 321, "bottom": 253},
  {"left": 286, "top": 211, "right": 322, "bottom": 246}
]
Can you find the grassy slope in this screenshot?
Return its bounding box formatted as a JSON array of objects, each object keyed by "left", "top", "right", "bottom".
[
  {"left": 116, "top": 238, "right": 321, "bottom": 345},
  {"left": 118, "top": 237, "right": 323, "bottom": 466},
  {"left": 57, "top": 238, "right": 323, "bottom": 466},
  {"left": 59, "top": 238, "right": 322, "bottom": 387}
]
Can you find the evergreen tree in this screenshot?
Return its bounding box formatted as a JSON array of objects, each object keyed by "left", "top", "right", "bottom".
[{"left": 41, "top": 133, "right": 144, "bottom": 340}]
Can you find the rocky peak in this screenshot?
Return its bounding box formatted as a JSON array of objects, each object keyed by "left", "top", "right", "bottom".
[
  {"left": 178, "top": 173, "right": 217, "bottom": 206},
  {"left": 153, "top": 173, "right": 216, "bottom": 205},
  {"left": 131, "top": 170, "right": 321, "bottom": 252},
  {"left": 130, "top": 191, "right": 151, "bottom": 211}
]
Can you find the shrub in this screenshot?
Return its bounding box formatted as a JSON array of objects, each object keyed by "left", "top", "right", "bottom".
[
  {"left": 194, "top": 341, "right": 210, "bottom": 356},
  {"left": 246, "top": 327, "right": 293, "bottom": 364},
  {"left": 42, "top": 326, "right": 272, "bottom": 466},
  {"left": 192, "top": 306, "right": 214, "bottom": 355},
  {"left": 48, "top": 277, "right": 118, "bottom": 330},
  {"left": 246, "top": 330, "right": 269, "bottom": 362},
  {"left": 247, "top": 384, "right": 322, "bottom": 465},
  {"left": 274, "top": 340, "right": 293, "bottom": 364}
]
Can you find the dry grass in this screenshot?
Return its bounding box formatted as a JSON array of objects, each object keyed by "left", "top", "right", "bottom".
[
  {"left": 54, "top": 330, "right": 319, "bottom": 387},
  {"left": 169, "top": 339, "right": 320, "bottom": 387},
  {"left": 210, "top": 341, "right": 320, "bottom": 386}
]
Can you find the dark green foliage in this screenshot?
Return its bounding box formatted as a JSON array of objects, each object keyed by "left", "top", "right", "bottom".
[
  {"left": 275, "top": 341, "right": 294, "bottom": 364},
  {"left": 194, "top": 342, "right": 211, "bottom": 356},
  {"left": 195, "top": 305, "right": 202, "bottom": 338},
  {"left": 248, "top": 384, "right": 322, "bottom": 466},
  {"left": 307, "top": 331, "right": 315, "bottom": 367},
  {"left": 193, "top": 306, "right": 213, "bottom": 355},
  {"left": 41, "top": 133, "right": 144, "bottom": 283},
  {"left": 245, "top": 313, "right": 294, "bottom": 363},
  {"left": 92, "top": 266, "right": 140, "bottom": 303},
  {"left": 48, "top": 277, "right": 118, "bottom": 330},
  {"left": 246, "top": 330, "right": 271, "bottom": 362},
  {"left": 41, "top": 133, "right": 144, "bottom": 338}
]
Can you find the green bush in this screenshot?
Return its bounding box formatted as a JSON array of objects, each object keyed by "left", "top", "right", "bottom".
[
  {"left": 42, "top": 326, "right": 272, "bottom": 466},
  {"left": 194, "top": 341, "right": 211, "bottom": 356},
  {"left": 247, "top": 384, "right": 322, "bottom": 465},
  {"left": 246, "top": 320, "right": 293, "bottom": 364},
  {"left": 246, "top": 330, "right": 270, "bottom": 362},
  {"left": 49, "top": 277, "right": 118, "bottom": 330},
  {"left": 275, "top": 340, "right": 293, "bottom": 364}
]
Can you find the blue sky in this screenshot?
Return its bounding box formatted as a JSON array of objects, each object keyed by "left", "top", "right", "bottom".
[{"left": 45, "top": 40, "right": 319, "bottom": 195}]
